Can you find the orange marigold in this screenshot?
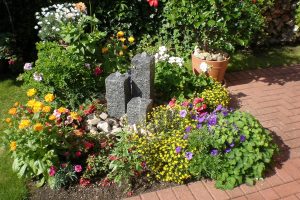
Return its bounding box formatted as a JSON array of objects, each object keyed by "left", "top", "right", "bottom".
[
  {"left": 10, "top": 141, "right": 17, "bottom": 151},
  {"left": 33, "top": 123, "right": 43, "bottom": 131},
  {"left": 8, "top": 107, "right": 17, "bottom": 115}
]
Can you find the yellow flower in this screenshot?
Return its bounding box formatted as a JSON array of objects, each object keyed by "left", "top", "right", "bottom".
[
  {"left": 70, "top": 112, "right": 79, "bottom": 120},
  {"left": 119, "top": 50, "right": 124, "bottom": 56},
  {"left": 128, "top": 36, "right": 135, "bottom": 43},
  {"left": 58, "top": 107, "right": 68, "bottom": 113},
  {"left": 33, "top": 101, "right": 43, "bottom": 113},
  {"left": 19, "top": 119, "right": 31, "bottom": 129},
  {"left": 27, "top": 88, "right": 37, "bottom": 97},
  {"left": 101, "top": 47, "right": 109, "bottom": 54},
  {"left": 117, "top": 31, "right": 124, "bottom": 37},
  {"left": 5, "top": 118, "right": 11, "bottom": 123},
  {"left": 14, "top": 102, "right": 19, "bottom": 107},
  {"left": 10, "top": 141, "right": 17, "bottom": 151},
  {"left": 42, "top": 106, "right": 51, "bottom": 113},
  {"left": 27, "top": 99, "right": 36, "bottom": 107},
  {"left": 119, "top": 37, "right": 126, "bottom": 43},
  {"left": 8, "top": 107, "right": 17, "bottom": 115},
  {"left": 74, "top": 2, "right": 86, "bottom": 12},
  {"left": 49, "top": 115, "right": 56, "bottom": 121},
  {"left": 33, "top": 123, "right": 43, "bottom": 131},
  {"left": 44, "top": 93, "right": 55, "bottom": 102}
]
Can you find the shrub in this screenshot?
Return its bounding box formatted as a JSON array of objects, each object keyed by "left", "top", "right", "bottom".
[
  {"left": 159, "top": 0, "right": 274, "bottom": 57},
  {"left": 200, "top": 82, "right": 230, "bottom": 111},
  {"left": 187, "top": 108, "right": 278, "bottom": 189}
]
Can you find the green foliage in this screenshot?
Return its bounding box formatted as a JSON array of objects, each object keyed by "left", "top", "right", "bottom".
[
  {"left": 188, "top": 110, "right": 278, "bottom": 189},
  {"left": 53, "top": 163, "right": 77, "bottom": 189},
  {"left": 296, "top": 1, "right": 300, "bottom": 27},
  {"left": 200, "top": 82, "right": 230, "bottom": 111},
  {"left": 108, "top": 131, "right": 143, "bottom": 187},
  {"left": 20, "top": 41, "right": 104, "bottom": 108},
  {"left": 159, "top": 0, "right": 274, "bottom": 56}
]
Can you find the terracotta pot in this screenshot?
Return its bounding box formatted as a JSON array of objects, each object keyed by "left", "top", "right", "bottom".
[{"left": 192, "top": 54, "right": 229, "bottom": 83}]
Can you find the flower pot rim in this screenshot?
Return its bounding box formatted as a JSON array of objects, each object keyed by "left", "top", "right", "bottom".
[{"left": 192, "top": 53, "right": 230, "bottom": 63}]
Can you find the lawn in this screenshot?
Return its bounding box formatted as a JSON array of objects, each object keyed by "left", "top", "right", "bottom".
[{"left": 0, "top": 73, "right": 28, "bottom": 200}]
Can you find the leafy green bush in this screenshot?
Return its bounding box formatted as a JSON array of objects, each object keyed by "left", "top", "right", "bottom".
[
  {"left": 296, "top": 1, "right": 300, "bottom": 27},
  {"left": 159, "top": 0, "right": 274, "bottom": 56},
  {"left": 188, "top": 110, "right": 278, "bottom": 189},
  {"left": 201, "top": 82, "right": 230, "bottom": 111}
]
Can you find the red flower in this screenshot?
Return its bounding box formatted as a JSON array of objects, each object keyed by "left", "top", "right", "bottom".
[
  {"left": 100, "top": 177, "right": 112, "bottom": 187},
  {"left": 94, "top": 66, "right": 103, "bottom": 76},
  {"left": 8, "top": 59, "right": 15, "bottom": 65},
  {"left": 252, "top": 0, "right": 257, "bottom": 3},
  {"left": 193, "top": 97, "right": 204, "bottom": 105},
  {"left": 75, "top": 151, "right": 82, "bottom": 157},
  {"left": 84, "top": 105, "right": 96, "bottom": 115},
  {"left": 79, "top": 178, "right": 91, "bottom": 187},
  {"left": 147, "top": 0, "right": 158, "bottom": 7},
  {"left": 84, "top": 141, "right": 94, "bottom": 150}
]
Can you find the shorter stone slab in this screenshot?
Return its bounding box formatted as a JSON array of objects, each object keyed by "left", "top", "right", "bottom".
[{"left": 127, "top": 97, "right": 153, "bottom": 125}]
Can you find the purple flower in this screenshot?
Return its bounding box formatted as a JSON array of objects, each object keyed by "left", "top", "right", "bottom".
[
  {"left": 215, "top": 104, "right": 222, "bottom": 112},
  {"left": 175, "top": 146, "right": 182, "bottom": 153},
  {"left": 196, "top": 123, "right": 202, "bottom": 129},
  {"left": 208, "top": 114, "right": 217, "bottom": 126},
  {"left": 74, "top": 165, "right": 82, "bottom": 173},
  {"left": 24, "top": 63, "right": 32, "bottom": 70},
  {"left": 225, "top": 148, "right": 231, "bottom": 153},
  {"left": 189, "top": 103, "right": 193, "bottom": 109},
  {"left": 240, "top": 135, "right": 246, "bottom": 142},
  {"left": 229, "top": 142, "right": 235, "bottom": 148},
  {"left": 183, "top": 134, "right": 189, "bottom": 140},
  {"left": 210, "top": 149, "right": 218, "bottom": 156},
  {"left": 185, "top": 152, "right": 193, "bottom": 160},
  {"left": 33, "top": 72, "right": 43, "bottom": 82},
  {"left": 191, "top": 114, "right": 196, "bottom": 120},
  {"left": 179, "top": 110, "right": 187, "bottom": 118},
  {"left": 197, "top": 116, "right": 205, "bottom": 123},
  {"left": 185, "top": 126, "right": 192, "bottom": 132},
  {"left": 222, "top": 111, "right": 228, "bottom": 117}
]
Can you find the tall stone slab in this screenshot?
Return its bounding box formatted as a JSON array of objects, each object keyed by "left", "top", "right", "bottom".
[
  {"left": 127, "top": 97, "right": 153, "bottom": 125},
  {"left": 105, "top": 72, "right": 131, "bottom": 119},
  {"left": 131, "top": 52, "right": 155, "bottom": 99}
]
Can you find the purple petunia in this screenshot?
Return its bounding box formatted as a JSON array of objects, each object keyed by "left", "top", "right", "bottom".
[
  {"left": 24, "top": 63, "right": 32, "bottom": 71},
  {"left": 208, "top": 114, "right": 217, "bottom": 126},
  {"left": 229, "top": 142, "right": 235, "bottom": 148},
  {"left": 211, "top": 149, "right": 218, "bottom": 156},
  {"left": 175, "top": 146, "right": 182, "bottom": 153},
  {"left": 240, "top": 135, "right": 246, "bottom": 142},
  {"left": 183, "top": 134, "right": 189, "bottom": 140},
  {"left": 185, "top": 152, "right": 193, "bottom": 160},
  {"left": 215, "top": 104, "right": 222, "bottom": 112},
  {"left": 197, "top": 116, "right": 206, "bottom": 123},
  {"left": 196, "top": 123, "right": 202, "bottom": 129},
  {"left": 185, "top": 126, "right": 192, "bottom": 132},
  {"left": 222, "top": 110, "right": 229, "bottom": 117},
  {"left": 225, "top": 148, "right": 231, "bottom": 153},
  {"left": 179, "top": 110, "right": 187, "bottom": 118}
]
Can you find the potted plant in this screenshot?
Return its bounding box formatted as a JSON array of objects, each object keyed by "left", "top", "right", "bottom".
[{"left": 160, "top": 0, "right": 273, "bottom": 82}]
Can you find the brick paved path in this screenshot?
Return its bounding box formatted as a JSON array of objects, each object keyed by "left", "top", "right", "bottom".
[{"left": 126, "top": 65, "right": 300, "bottom": 200}]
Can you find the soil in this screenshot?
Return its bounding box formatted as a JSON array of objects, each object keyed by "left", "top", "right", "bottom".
[{"left": 28, "top": 179, "right": 178, "bottom": 200}]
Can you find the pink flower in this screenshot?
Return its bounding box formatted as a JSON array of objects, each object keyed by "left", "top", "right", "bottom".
[
  {"left": 75, "top": 151, "right": 82, "bottom": 157},
  {"left": 181, "top": 101, "right": 189, "bottom": 107},
  {"left": 49, "top": 166, "right": 56, "bottom": 176},
  {"left": 8, "top": 59, "right": 15, "bottom": 65},
  {"left": 74, "top": 165, "right": 82, "bottom": 173},
  {"left": 79, "top": 178, "right": 91, "bottom": 187},
  {"left": 168, "top": 98, "right": 176, "bottom": 108},
  {"left": 94, "top": 66, "right": 103, "bottom": 76}
]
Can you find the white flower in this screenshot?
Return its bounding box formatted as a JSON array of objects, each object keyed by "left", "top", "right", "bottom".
[
  {"left": 52, "top": 27, "right": 56, "bottom": 30},
  {"left": 33, "top": 72, "right": 43, "bottom": 82},
  {"left": 168, "top": 56, "right": 176, "bottom": 64},
  {"left": 66, "top": 13, "right": 75, "bottom": 19},
  {"left": 159, "top": 46, "right": 167, "bottom": 54},
  {"left": 23, "top": 63, "right": 33, "bottom": 70},
  {"left": 293, "top": 25, "right": 299, "bottom": 32},
  {"left": 199, "top": 62, "right": 209, "bottom": 72},
  {"left": 55, "top": 28, "right": 60, "bottom": 32},
  {"left": 37, "top": 21, "right": 42, "bottom": 25},
  {"left": 34, "top": 26, "right": 39, "bottom": 30}
]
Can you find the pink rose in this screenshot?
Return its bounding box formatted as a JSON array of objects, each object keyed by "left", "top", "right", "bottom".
[
  {"left": 49, "top": 166, "right": 56, "bottom": 176},
  {"left": 74, "top": 165, "right": 82, "bottom": 173}
]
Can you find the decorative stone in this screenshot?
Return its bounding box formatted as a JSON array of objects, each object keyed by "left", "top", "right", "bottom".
[
  {"left": 88, "top": 118, "right": 101, "bottom": 125},
  {"left": 105, "top": 72, "right": 131, "bottom": 119},
  {"left": 127, "top": 97, "right": 153, "bottom": 125},
  {"left": 99, "top": 112, "right": 108, "bottom": 120},
  {"left": 131, "top": 52, "right": 155, "bottom": 99},
  {"left": 87, "top": 113, "right": 96, "bottom": 120},
  {"left": 111, "top": 127, "right": 122, "bottom": 134},
  {"left": 217, "top": 55, "right": 224, "bottom": 61},
  {"left": 90, "top": 127, "right": 98, "bottom": 135},
  {"left": 97, "top": 121, "right": 112, "bottom": 133},
  {"left": 106, "top": 118, "right": 118, "bottom": 126}
]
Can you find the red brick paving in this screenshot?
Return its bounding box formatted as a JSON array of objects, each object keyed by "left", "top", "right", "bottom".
[{"left": 125, "top": 65, "right": 300, "bottom": 200}]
